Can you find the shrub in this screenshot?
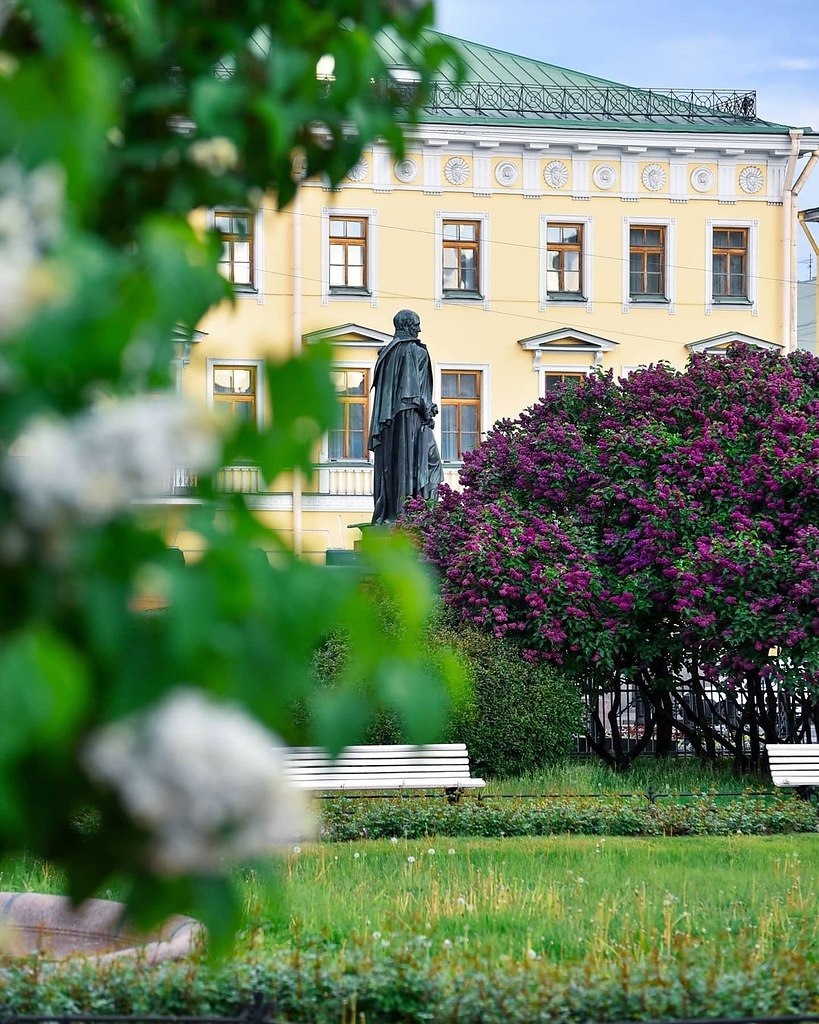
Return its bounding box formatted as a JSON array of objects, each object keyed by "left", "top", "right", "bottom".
[
  {"left": 310, "top": 617, "right": 583, "bottom": 772},
  {"left": 437, "top": 623, "right": 583, "bottom": 776},
  {"left": 404, "top": 349, "right": 819, "bottom": 772}
]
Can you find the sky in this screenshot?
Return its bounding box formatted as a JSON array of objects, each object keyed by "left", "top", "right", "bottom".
[{"left": 434, "top": 0, "right": 819, "bottom": 279}]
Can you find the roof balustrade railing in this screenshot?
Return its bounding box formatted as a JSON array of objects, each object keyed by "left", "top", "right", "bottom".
[{"left": 377, "top": 80, "right": 758, "bottom": 122}]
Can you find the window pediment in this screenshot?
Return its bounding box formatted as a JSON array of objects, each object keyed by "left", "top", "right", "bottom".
[
  {"left": 687, "top": 332, "right": 781, "bottom": 355},
  {"left": 518, "top": 328, "right": 618, "bottom": 355},
  {"left": 303, "top": 323, "right": 393, "bottom": 349}
]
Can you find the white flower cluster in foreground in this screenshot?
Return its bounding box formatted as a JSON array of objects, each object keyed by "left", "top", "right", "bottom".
[
  {"left": 82, "top": 688, "right": 312, "bottom": 875},
  {"left": 5, "top": 395, "right": 219, "bottom": 527},
  {"left": 0, "top": 158, "right": 64, "bottom": 337}
]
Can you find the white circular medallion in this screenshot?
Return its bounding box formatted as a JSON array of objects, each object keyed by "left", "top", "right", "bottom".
[
  {"left": 544, "top": 160, "right": 569, "bottom": 189},
  {"left": 444, "top": 156, "right": 470, "bottom": 186},
  {"left": 593, "top": 163, "right": 617, "bottom": 190},
  {"left": 494, "top": 160, "right": 519, "bottom": 186},
  {"left": 641, "top": 163, "right": 666, "bottom": 191},
  {"left": 394, "top": 157, "right": 418, "bottom": 183},
  {"left": 739, "top": 166, "right": 764, "bottom": 194},
  {"left": 690, "top": 166, "right": 715, "bottom": 193},
  {"left": 346, "top": 158, "right": 369, "bottom": 182}
]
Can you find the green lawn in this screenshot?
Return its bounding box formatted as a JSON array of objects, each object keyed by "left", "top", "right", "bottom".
[
  {"left": 483, "top": 757, "right": 773, "bottom": 796},
  {"left": 245, "top": 833, "right": 818, "bottom": 970}
]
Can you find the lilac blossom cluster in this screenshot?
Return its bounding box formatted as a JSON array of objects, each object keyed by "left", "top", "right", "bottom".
[{"left": 404, "top": 348, "right": 819, "bottom": 698}]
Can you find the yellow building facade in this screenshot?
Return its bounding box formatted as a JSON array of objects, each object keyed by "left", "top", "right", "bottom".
[{"left": 173, "top": 35, "right": 819, "bottom": 560}]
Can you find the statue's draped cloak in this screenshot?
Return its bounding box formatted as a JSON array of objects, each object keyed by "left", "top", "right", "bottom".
[{"left": 368, "top": 337, "right": 443, "bottom": 524}]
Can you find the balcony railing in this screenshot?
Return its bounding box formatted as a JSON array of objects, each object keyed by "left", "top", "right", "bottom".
[{"left": 163, "top": 464, "right": 461, "bottom": 498}]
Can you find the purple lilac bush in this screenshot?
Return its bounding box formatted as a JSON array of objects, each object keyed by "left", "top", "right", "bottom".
[{"left": 404, "top": 348, "right": 819, "bottom": 770}]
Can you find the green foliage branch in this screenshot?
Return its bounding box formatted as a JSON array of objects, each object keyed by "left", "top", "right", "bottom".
[{"left": 0, "top": 0, "right": 463, "bottom": 941}]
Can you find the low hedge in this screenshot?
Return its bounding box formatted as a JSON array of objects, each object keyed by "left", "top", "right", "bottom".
[
  {"left": 3, "top": 942, "right": 818, "bottom": 1023},
  {"left": 319, "top": 793, "right": 818, "bottom": 840}
]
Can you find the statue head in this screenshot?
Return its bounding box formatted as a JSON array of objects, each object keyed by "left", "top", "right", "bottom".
[{"left": 393, "top": 308, "right": 421, "bottom": 341}]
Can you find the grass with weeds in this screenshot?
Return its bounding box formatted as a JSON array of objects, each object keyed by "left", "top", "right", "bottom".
[
  {"left": 486, "top": 757, "right": 771, "bottom": 796},
  {"left": 245, "top": 834, "right": 819, "bottom": 971},
  {"left": 3, "top": 833, "right": 819, "bottom": 1021}
]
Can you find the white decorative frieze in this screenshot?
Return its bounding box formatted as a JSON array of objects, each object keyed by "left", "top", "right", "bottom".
[
  {"left": 372, "top": 146, "right": 392, "bottom": 192},
  {"left": 641, "top": 163, "right": 666, "bottom": 191},
  {"left": 495, "top": 160, "right": 519, "bottom": 186},
  {"left": 444, "top": 156, "right": 470, "bottom": 185},
  {"left": 394, "top": 157, "right": 418, "bottom": 183},
  {"left": 473, "top": 154, "right": 492, "bottom": 195},
  {"left": 346, "top": 158, "right": 369, "bottom": 182},
  {"left": 423, "top": 150, "right": 442, "bottom": 192},
  {"left": 544, "top": 160, "right": 569, "bottom": 188},
  {"left": 522, "top": 153, "right": 542, "bottom": 196},
  {"left": 691, "top": 167, "right": 714, "bottom": 193},
  {"left": 571, "top": 155, "right": 590, "bottom": 195},
  {"left": 620, "top": 157, "right": 639, "bottom": 196},
  {"left": 738, "top": 166, "right": 763, "bottom": 194},
  {"left": 718, "top": 160, "right": 735, "bottom": 199},
  {"left": 593, "top": 164, "right": 617, "bottom": 190}
]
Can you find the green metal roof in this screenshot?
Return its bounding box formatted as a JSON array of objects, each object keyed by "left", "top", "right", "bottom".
[{"left": 376, "top": 30, "right": 804, "bottom": 134}]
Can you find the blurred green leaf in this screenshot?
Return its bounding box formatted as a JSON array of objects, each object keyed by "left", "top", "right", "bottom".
[{"left": 0, "top": 628, "right": 90, "bottom": 759}]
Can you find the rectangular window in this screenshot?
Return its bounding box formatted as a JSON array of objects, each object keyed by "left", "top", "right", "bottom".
[
  {"left": 441, "top": 370, "right": 481, "bottom": 461},
  {"left": 214, "top": 210, "right": 255, "bottom": 289},
  {"left": 442, "top": 220, "right": 481, "bottom": 295},
  {"left": 329, "top": 216, "right": 368, "bottom": 291},
  {"left": 712, "top": 228, "right": 748, "bottom": 299},
  {"left": 546, "top": 223, "right": 583, "bottom": 295},
  {"left": 544, "top": 372, "right": 584, "bottom": 394},
  {"left": 629, "top": 225, "right": 665, "bottom": 298},
  {"left": 328, "top": 368, "right": 369, "bottom": 460},
  {"left": 212, "top": 365, "right": 257, "bottom": 423}
]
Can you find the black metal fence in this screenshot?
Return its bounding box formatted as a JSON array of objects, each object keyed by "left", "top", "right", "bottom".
[{"left": 578, "top": 676, "right": 819, "bottom": 762}]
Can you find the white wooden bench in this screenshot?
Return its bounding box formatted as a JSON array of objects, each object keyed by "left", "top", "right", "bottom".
[
  {"left": 282, "top": 743, "right": 485, "bottom": 800},
  {"left": 766, "top": 743, "right": 819, "bottom": 791}
]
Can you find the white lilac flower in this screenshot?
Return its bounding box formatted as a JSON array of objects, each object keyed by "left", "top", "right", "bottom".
[
  {"left": 0, "top": 159, "right": 64, "bottom": 337},
  {"left": 81, "top": 688, "right": 312, "bottom": 875},
  {"left": 188, "top": 137, "right": 239, "bottom": 175},
  {"left": 5, "top": 395, "right": 219, "bottom": 528}
]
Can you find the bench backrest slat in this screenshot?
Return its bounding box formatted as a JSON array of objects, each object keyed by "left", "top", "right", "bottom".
[
  {"left": 766, "top": 744, "right": 819, "bottom": 787},
  {"left": 281, "top": 743, "right": 484, "bottom": 792}
]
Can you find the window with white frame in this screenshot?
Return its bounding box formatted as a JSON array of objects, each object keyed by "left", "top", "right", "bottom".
[
  {"left": 329, "top": 216, "right": 369, "bottom": 291},
  {"left": 547, "top": 223, "right": 583, "bottom": 295},
  {"left": 440, "top": 370, "right": 481, "bottom": 461},
  {"left": 540, "top": 215, "right": 592, "bottom": 309},
  {"left": 622, "top": 217, "right": 676, "bottom": 310},
  {"left": 435, "top": 212, "right": 490, "bottom": 307},
  {"left": 321, "top": 207, "right": 377, "bottom": 305},
  {"left": 210, "top": 209, "right": 263, "bottom": 298},
  {"left": 442, "top": 220, "right": 481, "bottom": 294},
  {"left": 208, "top": 359, "right": 264, "bottom": 428},
  {"left": 437, "top": 365, "right": 487, "bottom": 461},
  {"left": 712, "top": 227, "right": 748, "bottom": 300},
  {"left": 705, "top": 220, "right": 757, "bottom": 312},
  {"left": 543, "top": 371, "right": 584, "bottom": 394},
  {"left": 328, "top": 367, "right": 370, "bottom": 460}
]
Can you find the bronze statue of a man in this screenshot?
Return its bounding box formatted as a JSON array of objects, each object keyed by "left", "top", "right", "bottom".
[{"left": 368, "top": 309, "right": 444, "bottom": 524}]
